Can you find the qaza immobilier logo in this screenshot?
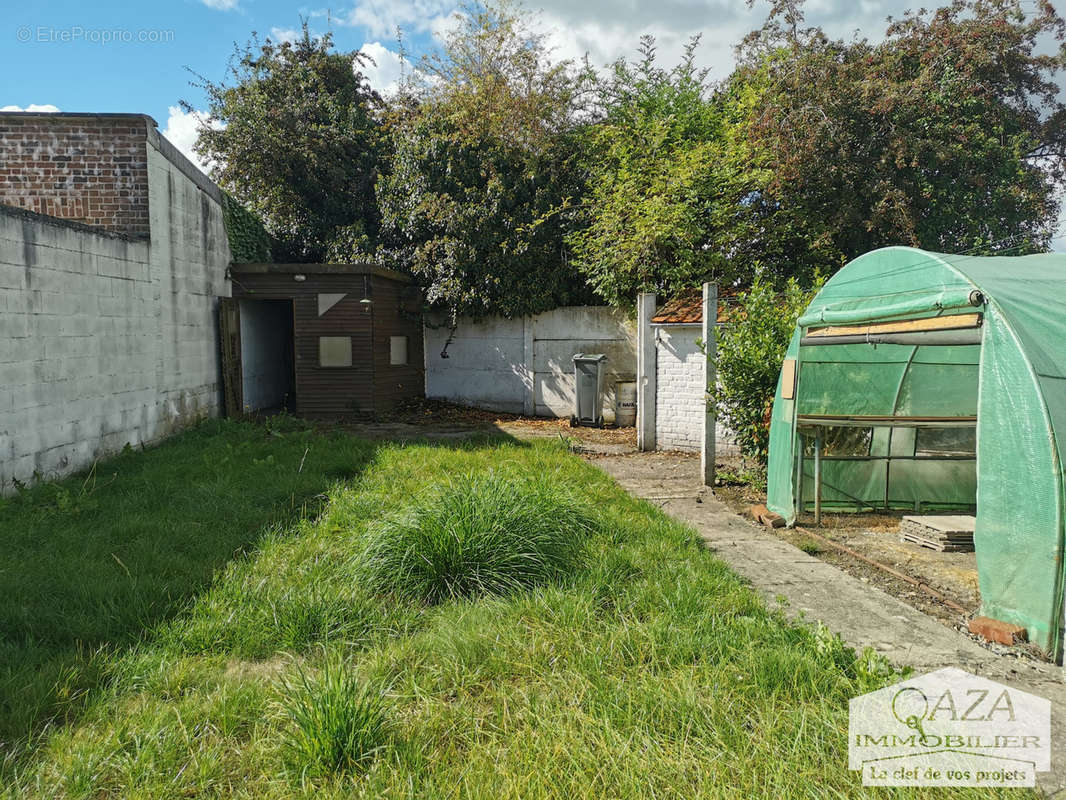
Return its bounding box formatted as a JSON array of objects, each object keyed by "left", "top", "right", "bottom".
[{"left": 849, "top": 667, "right": 1050, "bottom": 787}]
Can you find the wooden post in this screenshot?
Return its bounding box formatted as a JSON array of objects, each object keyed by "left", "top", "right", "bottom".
[
  {"left": 701, "top": 283, "right": 717, "bottom": 487},
  {"left": 218, "top": 297, "right": 243, "bottom": 418},
  {"left": 636, "top": 292, "right": 657, "bottom": 452}
]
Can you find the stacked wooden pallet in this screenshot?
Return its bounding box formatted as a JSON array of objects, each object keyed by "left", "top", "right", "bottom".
[{"left": 900, "top": 515, "right": 975, "bottom": 552}]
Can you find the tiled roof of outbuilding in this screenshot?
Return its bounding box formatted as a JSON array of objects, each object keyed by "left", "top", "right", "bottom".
[{"left": 650, "top": 287, "right": 736, "bottom": 324}]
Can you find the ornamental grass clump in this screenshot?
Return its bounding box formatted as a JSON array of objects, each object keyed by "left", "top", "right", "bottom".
[
  {"left": 363, "top": 472, "right": 596, "bottom": 604},
  {"left": 278, "top": 656, "right": 389, "bottom": 779}
]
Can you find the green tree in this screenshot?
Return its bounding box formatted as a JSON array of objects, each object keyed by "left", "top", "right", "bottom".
[
  {"left": 732, "top": 0, "right": 1066, "bottom": 266},
  {"left": 376, "top": 4, "right": 591, "bottom": 323},
  {"left": 186, "top": 23, "right": 383, "bottom": 262},
  {"left": 568, "top": 37, "right": 764, "bottom": 309}
]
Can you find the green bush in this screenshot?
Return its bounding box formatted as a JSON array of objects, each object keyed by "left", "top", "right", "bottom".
[
  {"left": 363, "top": 472, "right": 595, "bottom": 604},
  {"left": 711, "top": 276, "right": 819, "bottom": 464},
  {"left": 278, "top": 656, "right": 388, "bottom": 778}
]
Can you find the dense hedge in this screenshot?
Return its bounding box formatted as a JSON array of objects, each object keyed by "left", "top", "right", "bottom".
[{"left": 221, "top": 193, "right": 273, "bottom": 263}]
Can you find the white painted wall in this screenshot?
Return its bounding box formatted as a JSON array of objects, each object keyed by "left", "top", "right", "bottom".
[
  {"left": 0, "top": 138, "right": 230, "bottom": 492},
  {"left": 424, "top": 306, "right": 637, "bottom": 423},
  {"left": 653, "top": 324, "right": 739, "bottom": 455},
  {"left": 654, "top": 326, "right": 706, "bottom": 451},
  {"left": 239, "top": 299, "right": 291, "bottom": 411}
]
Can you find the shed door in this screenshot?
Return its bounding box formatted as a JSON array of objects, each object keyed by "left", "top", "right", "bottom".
[{"left": 219, "top": 297, "right": 243, "bottom": 417}]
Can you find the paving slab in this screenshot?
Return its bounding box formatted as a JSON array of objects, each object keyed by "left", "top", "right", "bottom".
[{"left": 591, "top": 451, "right": 1066, "bottom": 797}]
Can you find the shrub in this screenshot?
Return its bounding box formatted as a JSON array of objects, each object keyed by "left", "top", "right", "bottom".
[
  {"left": 278, "top": 656, "right": 388, "bottom": 778},
  {"left": 363, "top": 472, "right": 595, "bottom": 604},
  {"left": 711, "top": 276, "right": 819, "bottom": 464}
]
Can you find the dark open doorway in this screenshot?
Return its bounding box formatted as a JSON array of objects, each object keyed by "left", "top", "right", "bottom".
[{"left": 237, "top": 299, "right": 295, "bottom": 413}]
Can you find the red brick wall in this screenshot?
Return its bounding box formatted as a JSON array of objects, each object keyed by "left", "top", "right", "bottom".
[{"left": 0, "top": 113, "right": 151, "bottom": 238}]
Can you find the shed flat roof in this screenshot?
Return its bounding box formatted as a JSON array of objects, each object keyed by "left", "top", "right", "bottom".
[{"left": 230, "top": 263, "right": 413, "bottom": 283}]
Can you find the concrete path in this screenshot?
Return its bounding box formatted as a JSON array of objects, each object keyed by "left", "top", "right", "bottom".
[{"left": 591, "top": 450, "right": 1066, "bottom": 797}]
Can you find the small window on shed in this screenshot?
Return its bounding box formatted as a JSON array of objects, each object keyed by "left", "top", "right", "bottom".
[
  {"left": 390, "top": 336, "right": 408, "bottom": 366},
  {"left": 319, "top": 336, "right": 352, "bottom": 367}
]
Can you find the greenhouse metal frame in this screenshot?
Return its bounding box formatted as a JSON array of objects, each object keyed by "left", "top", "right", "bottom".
[{"left": 766, "top": 247, "right": 1066, "bottom": 657}]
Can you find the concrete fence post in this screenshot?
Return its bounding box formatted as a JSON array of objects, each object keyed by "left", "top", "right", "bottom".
[
  {"left": 636, "top": 292, "right": 657, "bottom": 451},
  {"left": 522, "top": 314, "right": 535, "bottom": 416},
  {"left": 701, "top": 283, "right": 717, "bottom": 487}
]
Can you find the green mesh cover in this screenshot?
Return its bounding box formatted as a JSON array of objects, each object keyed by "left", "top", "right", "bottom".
[{"left": 767, "top": 247, "right": 1066, "bottom": 656}]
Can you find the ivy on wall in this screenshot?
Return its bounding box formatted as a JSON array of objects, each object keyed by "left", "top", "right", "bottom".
[{"left": 221, "top": 193, "right": 273, "bottom": 263}]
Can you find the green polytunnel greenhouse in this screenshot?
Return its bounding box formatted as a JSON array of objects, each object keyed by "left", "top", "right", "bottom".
[{"left": 766, "top": 246, "right": 1066, "bottom": 657}]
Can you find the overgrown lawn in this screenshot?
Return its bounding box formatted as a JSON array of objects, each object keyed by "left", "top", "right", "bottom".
[{"left": 0, "top": 422, "right": 1030, "bottom": 798}]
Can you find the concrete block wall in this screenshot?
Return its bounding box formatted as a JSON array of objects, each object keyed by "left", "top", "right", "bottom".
[
  {"left": 425, "top": 315, "right": 528, "bottom": 413},
  {"left": 424, "top": 306, "right": 637, "bottom": 422},
  {"left": 0, "top": 209, "right": 154, "bottom": 485},
  {"left": 146, "top": 132, "right": 230, "bottom": 430},
  {"left": 0, "top": 113, "right": 231, "bottom": 492}
]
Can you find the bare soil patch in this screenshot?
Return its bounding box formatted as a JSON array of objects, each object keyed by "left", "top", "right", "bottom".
[
  {"left": 712, "top": 479, "right": 976, "bottom": 612},
  {"left": 714, "top": 475, "right": 1049, "bottom": 661},
  {"left": 380, "top": 397, "right": 638, "bottom": 449}
]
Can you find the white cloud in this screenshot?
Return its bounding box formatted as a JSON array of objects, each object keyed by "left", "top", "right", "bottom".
[
  {"left": 161, "top": 106, "right": 221, "bottom": 175},
  {"left": 340, "top": 0, "right": 1055, "bottom": 78},
  {"left": 359, "top": 41, "right": 406, "bottom": 95},
  {"left": 527, "top": 0, "right": 919, "bottom": 81},
  {"left": 428, "top": 11, "right": 463, "bottom": 46},
  {"left": 337, "top": 0, "right": 927, "bottom": 81},
  {"left": 343, "top": 0, "right": 455, "bottom": 39},
  {"left": 201, "top": 0, "right": 240, "bottom": 10},
  {"left": 0, "top": 104, "right": 60, "bottom": 112},
  {"left": 269, "top": 27, "right": 302, "bottom": 44}
]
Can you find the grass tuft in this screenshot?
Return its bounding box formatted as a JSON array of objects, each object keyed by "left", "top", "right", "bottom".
[
  {"left": 795, "top": 535, "right": 824, "bottom": 555},
  {"left": 363, "top": 472, "right": 595, "bottom": 604},
  {"left": 277, "top": 655, "right": 389, "bottom": 779}
]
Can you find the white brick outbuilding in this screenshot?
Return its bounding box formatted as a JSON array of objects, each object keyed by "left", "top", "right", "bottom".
[
  {"left": 654, "top": 327, "right": 707, "bottom": 452},
  {"left": 636, "top": 287, "right": 739, "bottom": 478}
]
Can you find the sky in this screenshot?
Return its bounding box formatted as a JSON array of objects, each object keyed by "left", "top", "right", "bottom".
[{"left": 1, "top": 0, "right": 1063, "bottom": 249}]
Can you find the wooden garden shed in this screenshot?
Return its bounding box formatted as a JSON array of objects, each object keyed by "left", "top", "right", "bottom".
[{"left": 221, "top": 263, "right": 423, "bottom": 419}]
